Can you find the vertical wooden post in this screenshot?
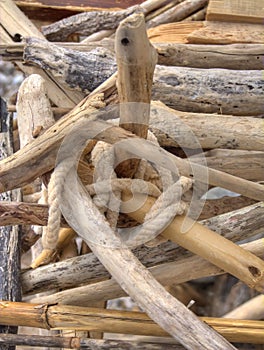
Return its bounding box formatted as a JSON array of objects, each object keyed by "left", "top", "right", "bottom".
[
  {"left": 0, "top": 98, "right": 21, "bottom": 350},
  {"left": 115, "top": 13, "right": 157, "bottom": 177}
]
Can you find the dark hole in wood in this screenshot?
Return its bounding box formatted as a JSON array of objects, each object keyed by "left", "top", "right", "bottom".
[
  {"left": 13, "top": 33, "right": 22, "bottom": 42},
  {"left": 121, "top": 38, "right": 130, "bottom": 46},
  {"left": 248, "top": 265, "right": 261, "bottom": 277}
]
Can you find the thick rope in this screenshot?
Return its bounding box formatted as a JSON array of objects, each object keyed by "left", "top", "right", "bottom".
[{"left": 42, "top": 130, "right": 192, "bottom": 251}]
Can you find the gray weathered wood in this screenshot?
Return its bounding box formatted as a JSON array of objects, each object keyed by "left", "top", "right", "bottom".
[
  {"left": 3, "top": 41, "right": 263, "bottom": 70},
  {"left": 30, "top": 238, "right": 263, "bottom": 306},
  {"left": 22, "top": 202, "right": 264, "bottom": 295},
  {"left": 23, "top": 38, "right": 264, "bottom": 115},
  {"left": 155, "top": 43, "right": 264, "bottom": 69},
  {"left": 24, "top": 38, "right": 117, "bottom": 94},
  {"left": 0, "top": 98, "right": 21, "bottom": 350},
  {"left": 146, "top": 0, "right": 208, "bottom": 28},
  {"left": 191, "top": 149, "right": 264, "bottom": 182},
  {"left": 41, "top": 5, "right": 143, "bottom": 41},
  {"left": 0, "top": 333, "right": 186, "bottom": 349},
  {"left": 150, "top": 102, "right": 264, "bottom": 151}
]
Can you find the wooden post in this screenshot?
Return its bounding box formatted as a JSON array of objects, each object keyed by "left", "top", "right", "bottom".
[{"left": 115, "top": 13, "right": 157, "bottom": 177}]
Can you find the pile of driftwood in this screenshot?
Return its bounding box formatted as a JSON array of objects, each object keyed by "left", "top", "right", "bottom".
[{"left": 0, "top": 0, "right": 264, "bottom": 349}]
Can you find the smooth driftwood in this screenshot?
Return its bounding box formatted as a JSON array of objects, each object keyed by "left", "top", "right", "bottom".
[
  {"left": 23, "top": 38, "right": 264, "bottom": 115},
  {"left": 223, "top": 294, "right": 264, "bottom": 320},
  {"left": 16, "top": 74, "right": 55, "bottom": 147},
  {"left": 191, "top": 149, "right": 264, "bottom": 182},
  {"left": 1, "top": 102, "right": 264, "bottom": 202},
  {"left": 146, "top": 0, "right": 208, "bottom": 28},
  {"left": 1, "top": 302, "right": 264, "bottom": 345},
  {"left": 0, "top": 98, "right": 21, "bottom": 350},
  {"left": 3, "top": 41, "right": 264, "bottom": 70},
  {"left": 0, "top": 0, "right": 82, "bottom": 107},
  {"left": 115, "top": 14, "right": 157, "bottom": 177},
  {"left": 30, "top": 238, "right": 264, "bottom": 306},
  {"left": 21, "top": 202, "right": 264, "bottom": 295},
  {"left": 183, "top": 6, "right": 207, "bottom": 21},
  {"left": 150, "top": 102, "right": 264, "bottom": 151},
  {"left": 0, "top": 333, "right": 187, "bottom": 350},
  {"left": 155, "top": 43, "right": 264, "bottom": 70},
  {"left": 41, "top": 5, "right": 143, "bottom": 41}
]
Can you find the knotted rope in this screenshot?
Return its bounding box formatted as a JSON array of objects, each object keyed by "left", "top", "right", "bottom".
[{"left": 42, "top": 130, "right": 193, "bottom": 252}]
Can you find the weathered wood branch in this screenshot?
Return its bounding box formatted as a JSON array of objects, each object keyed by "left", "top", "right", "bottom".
[
  {"left": 150, "top": 102, "right": 264, "bottom": 151},
  {"left": 0, "top": 98, "right": 21, "bottom": 350},
  {"left": 2, "top": 41, "right": 263, "bottom": 69},
  {"left": 191, "top": 150, "right": 264, "bottom": 182},
  {"left": 0, "top": 195, "right": 256, "bottom": 228},
  {"left": 41, "top": 5, "right": 143, "bottom": 41},
  {"left": 0, "top": 0, "right": 82, "bottom": 107},
  {"left": 23, "top": 38, "right": 117, "bottom": 94},
  {"left": 21, "top": 202, "right": 264, "bottom": 295},
  {"left": 1, "top": 103, "right": 264, "bottom": 201},
  {"left": 122, "top": 192, "right": 264, "bottom": 292},
  {"left": 30, "top": 238, "right": 264, "bottom": 305},
  {"left": 0, "top": 333, "right": 186, "bottom": 350},
  {"left": 23, "top": 37, "right": 264, "bottom": 115},
  {"left": 146, "top": 0, "right": 208, "bottom": 28},
  {"left": 155, "top": 43, "right": 264, "bottom": 69},
  {"left": 0, "top": 302, "right": 263, "bottom": 345},
  {"left": 223, "top": 294, "right": 264, "bottom": 320}
]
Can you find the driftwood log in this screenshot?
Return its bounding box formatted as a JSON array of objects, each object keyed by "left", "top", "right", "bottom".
[
  {"left": 0, "top": 98, "right": 21, "bottom": 350},
  {"left": 2, "top": 41, "right": 264, "bottom": 70},
  {"left": 0, "top": 94, "right": 264, "bottom": 203},
  {"left": 0, "top": 333, "right": 190, "bottom": 350},
  {"left": 22, "top": 37, "right": 264, "bottom": 115},
  {"left": 0, "top": 0, "right": 83, "bottom": 107}
]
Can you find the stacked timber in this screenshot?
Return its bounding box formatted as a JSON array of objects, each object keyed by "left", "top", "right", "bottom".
[{"left": 0, "top": 0, "right": 263, "bottom": 349}]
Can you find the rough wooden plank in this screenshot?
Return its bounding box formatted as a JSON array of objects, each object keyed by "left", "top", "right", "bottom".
[
  {"left": 187, "top": 21, "right": 264, "bottom": 44},
  {"left": 0, "top": 98, "right": 21, "bottom": 350},
  {"left": 206, "top": 0, "right": 264, "bottom": 24}
]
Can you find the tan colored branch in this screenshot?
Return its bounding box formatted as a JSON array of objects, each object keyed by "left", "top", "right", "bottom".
[
  {"left": 0, "top": 302, "right": 263, "bottom": 344},
  {"left": 30, "top": 239, "right": 264, "bottom": 306},
  {"left": 122, "top": 192, "right": 264, "bottom": 293}
]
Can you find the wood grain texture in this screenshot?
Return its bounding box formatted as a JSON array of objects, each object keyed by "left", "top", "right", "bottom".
[
  {"left": 0, "top": 98, "right": 21, "bottom": 350},
  {"left": 1, "top": 302, "right": 263, "bottom": 344},
  {"left": 4, "top": 41, "right": 264, "bottom": 70},
  {"left": 187, "top": 21, "right": 264, "bottom": 44},
  {"left": 206, "top": 0, "right": 264, "bottom": 24},
  {"left": 0, "top": 0, "right": 83, "bottom": 107},
  {"left": 23, "top": 38, "right": 264, "bottom": 115}
]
